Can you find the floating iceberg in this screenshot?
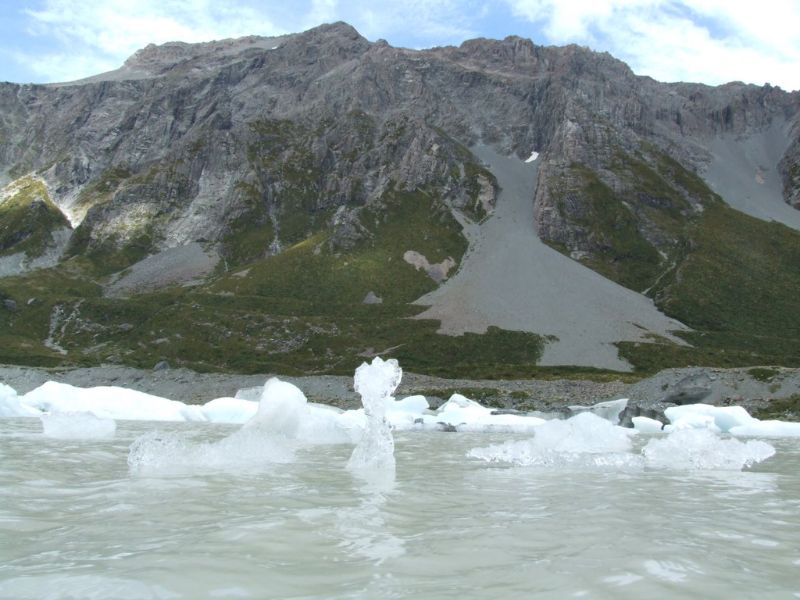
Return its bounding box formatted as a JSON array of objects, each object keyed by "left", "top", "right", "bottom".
[
  {"left": 348, "top": 357, "right": 402, "bottom": 474},
  {"left": 632, "top": 416, "right": 664, "bottom": 433},
  {"left": 729, "top": 420, "right": 800, "bottom": 438},
  {"left": 643, "top": 428, "right": 775, "bottom": 470},
  {"left": 525, "top": 151, "right": 539, "bottom": 163},
  {"left": 664, "top": 404, "right": 755, "bottom": 433},
  {"left": 200, "top": 396, "right": 258, "bottom": 424},
  {"left": 468, "top": 412, "right": 638, "bottom": 468},
  {"left": 413, "top": 394, "right": 546, "bottom": 432},
  {"left": 0, "top": 383, "right": 39, "bottom": 417},
  {"left": 569, "top": 398, "right": 629, "bottom": 425},
  {"left": 246, "top": 377, "right": 353, "bottom": 445},
  {"left": 469, "top": 412, "right": 776, "bottom": 471},
  {"left": 21, "top": 381, "right": 205, "bottom": 422},
  {"left": 662, "top": 403, "right": 800, "bottom": 437}
]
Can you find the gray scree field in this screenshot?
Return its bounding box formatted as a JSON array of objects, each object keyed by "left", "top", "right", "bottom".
[{"left": 414, "top": 146, "right": 688, "bottom": 371}]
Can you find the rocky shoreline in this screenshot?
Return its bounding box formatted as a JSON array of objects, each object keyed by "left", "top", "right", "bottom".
[{"left": 1, "top": 363, "right": 798, "bottom": 424}]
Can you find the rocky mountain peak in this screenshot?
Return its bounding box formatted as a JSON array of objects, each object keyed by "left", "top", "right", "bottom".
[{"left": 122, "top": 35, "right": 285, "bottom": 76}]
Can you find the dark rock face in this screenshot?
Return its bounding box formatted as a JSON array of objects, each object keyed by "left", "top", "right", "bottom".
[
  {"left": 663, "top": 386, "right": 712, "bottom": 406},
  {"left": 0, "top": 22, "right": 798, "bottom": 277}
]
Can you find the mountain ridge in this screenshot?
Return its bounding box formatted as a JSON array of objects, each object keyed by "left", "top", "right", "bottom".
[{"left": 1, "top": 22, "right": 799, "bottom": 375}]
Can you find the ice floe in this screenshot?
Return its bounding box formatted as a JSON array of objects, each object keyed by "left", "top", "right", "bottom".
[
  {"left": 664, "top": 403, "right": 800, "bottom": 437},
  {"left": 469, "top": 412, "right": 776, "bottom": 471},
  {"left": 632, "top": 416, "right": 664, "bottom": 433},
  {"left": 21, "top": 381, "right": 205, "bottom": 422},
  {"left": 468, "top": 412, "right": 637, "bottom": 468}
]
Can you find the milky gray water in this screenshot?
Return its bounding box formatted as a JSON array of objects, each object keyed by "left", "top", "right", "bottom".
[{"left": 2, "top": 419, "right": 800, "bottom": 599}]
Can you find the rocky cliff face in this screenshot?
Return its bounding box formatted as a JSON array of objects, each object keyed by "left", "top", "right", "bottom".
[{"left": 0, "top": 23, "right": 797, "bottom": 275}]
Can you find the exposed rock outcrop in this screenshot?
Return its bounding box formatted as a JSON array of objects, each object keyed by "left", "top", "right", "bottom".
[{"left": 0, "top": 22, "right": 796, "bottom": 279}]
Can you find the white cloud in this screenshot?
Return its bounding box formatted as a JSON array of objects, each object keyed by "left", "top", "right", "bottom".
[
  {"left": 505, "top": 0, "right": 800, "bottom": 90},
  {"left": 333, "top": 0, "right": 482, "bottom": 46},
  {"left": 10, "top": 49, "right": 120, "bottom": 84},
  {"left": 307, "top": 0, "right": 339, "bottom": 26},
  {"left": 20, "top": 0, "right": 286, "bottom": 82}
]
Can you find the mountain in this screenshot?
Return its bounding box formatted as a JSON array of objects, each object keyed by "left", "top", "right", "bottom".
[{"left": 1, "top": 22, "right": 799, "bottom": 376}]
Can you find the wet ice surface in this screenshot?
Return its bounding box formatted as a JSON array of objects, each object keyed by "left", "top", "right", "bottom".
[
  {"left": 2, "top": 419, "right": 800, "bottom": 599},
  {"left": 347, "top": 357, "right": 402, "bottom": 476},
  {"left": 468, "top": 412, "right": 776, "bottom": 471}
]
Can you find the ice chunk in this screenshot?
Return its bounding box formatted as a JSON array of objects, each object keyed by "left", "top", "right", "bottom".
[
  {"left": 385, "top": 395, "right": 429, "bottom": 430},
  {"left": 233, "top": 386, "right": 262, "bottom": 401},
  {"left": 435, "top": 394, "right": 491, "bottom": 424},
  {"left": 664, "top": 413, "right": 721, "bottom": 434},
  {"left": 41, "top": 412, "right": 116, "bottom": 439},
  {"left": 643, "top": 428, "right": 775, "bottom": 470},
  {"left": 201, "top": 397, "right": 258, "bottom": 424},
  {"left": 569, "top": 398, "right": 629, "bottom": 425},
  {"left": 298, "top": 403, "right": 354, "bottom": 445},
  {"left": 21, "top": 381, "right": 206, "bottom": 422},
  {"left": 389, "top": 395, "right": 429, "bottom": 414},
  {"left": 632, "top": 416, "right": 664, "bottom": 433},
  {"left": 354, "top": 357, "right": 402, "bottom": 418},
  {"left": 454, "top": 412, "right": 546, "bottom": 433},
  {"left": 242, "top": 378, "right": 351, "bottom": 444},
  {"left": 470, "top": 412, "right": 775, "bottom": 471},
  {"left": 525, "top": 151, "right": 539, "bottom": 163},
  {"left": 729, "top": 420, "right": 800, "bottom": 438},
  {"left": 407, "top": 393, "right": 546, "bottom": 432},
  {"left": 347, "top": 357, "right": 401, "bottom": 474},
  {"left": 0, "top": 383, "right": 39, "bottom": 417},
  {"left": 664, "top": 404, "right": 756, "bottom": 433},
  {"left": 244, "top": 377, "right": 308, "bottom": 437},
  {"left": 468, "top": 412, "right": 638, "bottom": 468}
]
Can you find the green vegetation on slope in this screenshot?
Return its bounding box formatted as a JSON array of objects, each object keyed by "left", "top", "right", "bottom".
[
  {"left": 0, "top": 183, "right": 548, "bottom": 377},
  {"left": 0, "top": 176, "right": 69, "bottom": 258},
  {"left": 567, "top": 165, "right": 663, "bottom": 291},
  {"left": 752, "top": 395, "right": 800, "bottom": 421},
  {"left": 214, "top": 188, "right": 468, "bottom": 305},
  {"left": 619, "top": 204, "right": 800, "bottom": 371},
  {"left": 542, "top": 147, "right": 800, "bottom": 373}
]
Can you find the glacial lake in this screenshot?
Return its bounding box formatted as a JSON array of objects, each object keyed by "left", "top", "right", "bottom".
[{"left": 2, "top": 418, "right": 800, "bottom": 599}]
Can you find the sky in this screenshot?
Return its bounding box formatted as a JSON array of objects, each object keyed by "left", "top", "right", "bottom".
[{"left": 0, "top": 0, "right": 798, "bottom": 90}]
